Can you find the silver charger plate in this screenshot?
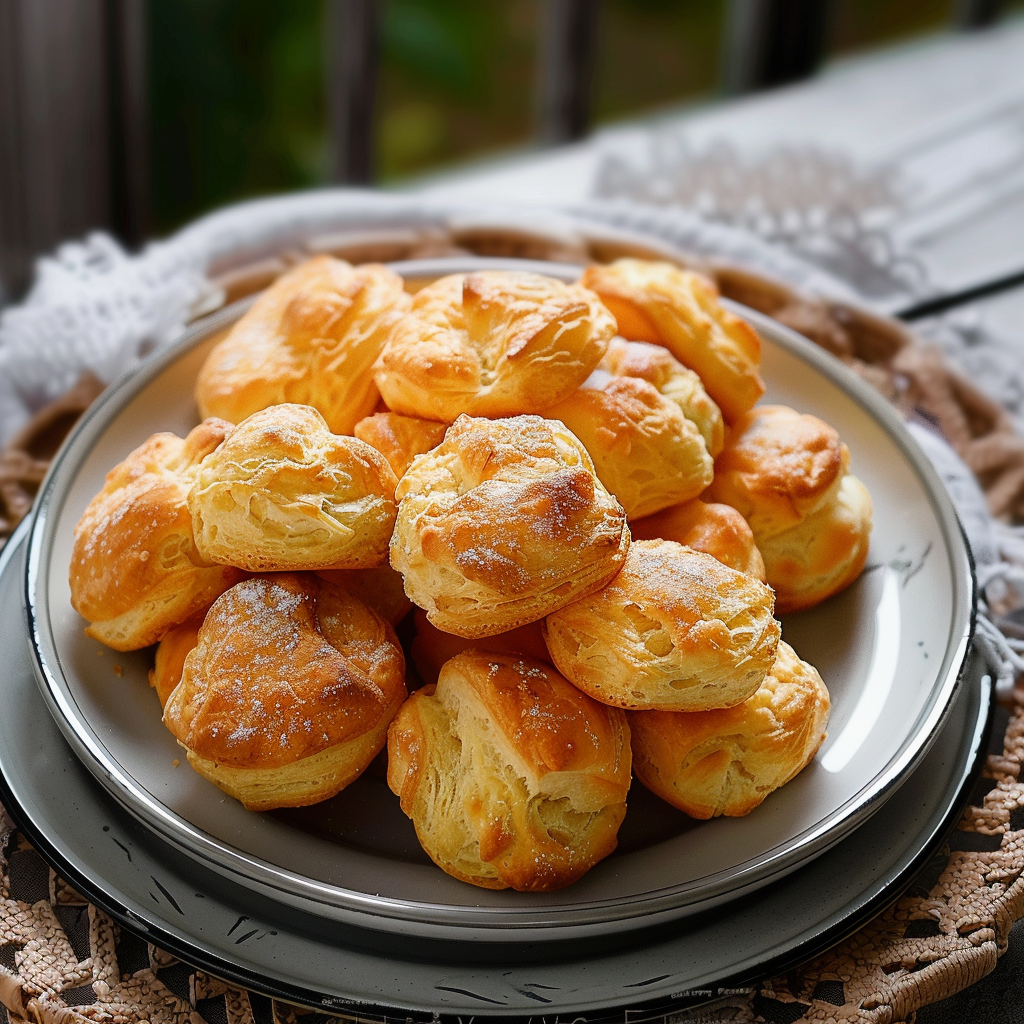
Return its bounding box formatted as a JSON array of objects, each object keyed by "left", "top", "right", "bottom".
[
  {"left": 0, "top": 520, "right": 994, "bottom": 1017},
  {"left": 24, "top": 257, "right": 975, "bottom": 947}
]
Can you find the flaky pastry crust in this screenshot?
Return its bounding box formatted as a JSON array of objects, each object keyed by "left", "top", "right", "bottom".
[
  {"left": 392, "top": 414, "right": 630, "bottom": 637},
  {"left": 631, "top": 498, "right": 766, "bottom": 581},
  {"left": 757, "top": 473, "right": 873, "bottom": 613},
  {"left": 546, "top": 370, "right": 714, "bottom": 520},
  {"left": 149, "top": 616, "right": 203, "bottom": 708},
  {"left": 69, "top": 419, "right": 244, "bottom": 651},
  {"left": 353, "top": 411, "right": 447, "bottom": 479},
  {"left": 387, "top": 650, "right": 630, "bottom": 890},
  {"left": 315, "top": 563, "right": 412, "bottom": 626},
  {"left": 705, "top": 404, "right": 872, "bottom": 612},
  {"left": 581, "top": 259, "right": 764, "bottom": 423},
  {"left": 195, "top": 256, "right": 410, "bottom": 434},
  {"left": 600, "top": 337, "right": 724, "bottom": 457},
  {"left": 630, "top": 641, "right": 829, "bottom": 818},
  {"left": 373, "top": 271, "right": 615, "bottom": 420},
  {"left": 543, "top": 539, "right": 780, "bottom": 712},
  {"left": 163, "top": 573, "right": 406, "bottom": 810},
  {"left": 188, "top": 404, "right": 399, "bottom": 572},
  {"left": 706, "top": 404, "right": 848, "bottom": 538},
  {"left": 409, "top": 607, "right": 550, "bottom": 686}
]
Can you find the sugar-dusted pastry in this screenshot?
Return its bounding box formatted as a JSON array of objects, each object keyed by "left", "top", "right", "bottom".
[
  {"left": 581, "top": 259, "right": 764, "bottom": 422},
  {"left": 409, "top": 607, "right": 550, "bottom": 686},
  {"left": 631, "top": 498, "right": 766, "bottom": 581},
  {"left": 543, "top": 539, "right": 780, "bottom": 712},
  {"left": 69, "top": 420, "right": 244, "bottom": 651},
  {"left": 630, "top": 641, "right": 829, "bottom": 818},
  {"left": 316, "top": 563, "right": 412, "bottom": 627},
  {"left": 545, "top": 370, "right": 714, "bottom": 520},
  {"left": 374, "top": 271, "right": 615, "bottom": 421},
  {"left": 353, "top": 411, "right": 447, "bottom": 478},
  {"left": 387, "top": 650, "right": 631, "bottom": 891},
  {"left": 163, "top": 573, "right": 407, "bottom": 811},
  {"left": 188, "top": 404, "right": 399, "bottom": 573},
  {"left": 195, "top": 256, "right": 410, "bottom": 435},
  {"left": 392, "top": 414, "right": 630, "bottom": 637},
  {"left": 705, "top": 404, "right": 872, "bottom": 612},
  {"left": 600, "top": 337, "right": 724, "bottom": 457}
]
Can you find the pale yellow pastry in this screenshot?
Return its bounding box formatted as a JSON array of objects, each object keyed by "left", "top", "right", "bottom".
[
  {"left": 353, "top": 411, "right": 448, "bottom": 479},
  {"left": 387, "top": 649, "right": 631, "bottom": 891},
  {"left": 600, "top": 337, "right": 724, "bottom": 457},
  {"left": 581, "top": 259, "right": 764, "bottom": 422},
  {"left": 392, "top": 414, "right": 630, "bottom": 637},
  {"left": 315, "top": 563, "right": 412, "bottom": 626},
  {"left": 629, "top": 641, "right": 829, "bottom": 818},
  {"left": 163, "top": 573, "right": 407, "bottom": 811},
  {"left": 188, "top": 404, "right": 399, "bottom": 573},
  {"left": 409, "top": 607, "right": 551, "bottom": 686},
  {"left": 543, "top": 539, "right": 780, "bottom": 712},
  {"left": 195, "top": 256, "right": 410, "bottom": 434},
  {"left": 705, "top": 404, "right": 872, "bottom": 612},
  {"left": 546, "top": 370, "right": 714, "bottom": 520},
  {"left": 631, "top": 498, "right": 766, "bottom": 581},
  {"left": 374, "top": 271, "right": 615, "bottom": 420},
  {"left": 69, "top": 419, "right": 244, "bottom": 651}
]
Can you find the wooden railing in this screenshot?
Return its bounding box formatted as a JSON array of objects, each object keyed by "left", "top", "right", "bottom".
[{"left": 0, "top": 0, "right": 1010, "bottom": 303}]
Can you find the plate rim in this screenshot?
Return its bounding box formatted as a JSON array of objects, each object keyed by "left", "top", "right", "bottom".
[
  {"left": 22, "top": 256, "right": 977, "bottom": 940},
  {"left": 0, "top": 518, "right": 994, "bottom": 1017}
]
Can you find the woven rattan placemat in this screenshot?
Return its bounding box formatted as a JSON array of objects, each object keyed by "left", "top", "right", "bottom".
[{"left": 2, "top": 223, "right": 1023, "bottom": 1024}]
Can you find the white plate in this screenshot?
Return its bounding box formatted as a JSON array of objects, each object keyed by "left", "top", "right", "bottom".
[
  {"left": 24, "top": 258, "right": 975, "bottom": 947},
  {"left": 1, "top": 520, "right": 993, "bottom": 1016}
]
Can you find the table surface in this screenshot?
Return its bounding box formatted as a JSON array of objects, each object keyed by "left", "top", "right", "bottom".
[{"left": 413, "top": 17, "right": 1024, "bottom": 1023}]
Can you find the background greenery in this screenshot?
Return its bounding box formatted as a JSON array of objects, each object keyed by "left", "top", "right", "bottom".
[{"left": 148, "top": 0, "right": 1016, "bottom": 234}]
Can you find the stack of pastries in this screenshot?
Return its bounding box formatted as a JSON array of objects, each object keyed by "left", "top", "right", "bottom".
[{"left": 69, "top": 256, "right": 870, "bottom": 892}]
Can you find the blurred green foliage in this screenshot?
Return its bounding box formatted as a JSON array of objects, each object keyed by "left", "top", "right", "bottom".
[
  {"left": 376, "top": 0, "right": 538, "bottom": 181},
  {"left": 831, "top": 0, "right": 953, "bottom": 53},
  {"left": 594, "top": 0, "right": 725, "bottom": 123},
  {"left": 147, "top": 0, "right": 1006, "bottom": 234},
  {"left": 149, "top": 0, "right": 327, "bottom": 233}
]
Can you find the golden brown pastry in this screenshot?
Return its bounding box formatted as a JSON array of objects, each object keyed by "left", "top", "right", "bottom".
[
  {"left": 391, "top": 414, "right": 630, "bottom": 637},
  {"left": 545, "top": 371, "right": 714, "bottom": 520},
  {"left": 409, "top": 607, "right": 550, "bottom": 686},
  {"left": 315, "top": 563, "right": 412, "bottom": 627},
  {"left": 706, "top": 404, "right": 846, "bottom": 535},
  {"left": 69, "top": 420, "right": 244, "bottom": 651},
  {"left": 629, "top": 641, "right": 829, "bottom": 818},
  {"left": 543, "top": 539, "right": 780, "bottom": 712},
  {"left": 195, "top": 256, "right": 410, "bottom": 435},
  {"left": 581, "top": 259, "right": 764, "bottom": 423},
  {"left": 374, "top": 271, "right": 615, "bottom": 420},
  {"left": 188, "top": 404, "right": 399, "bottom": 573},
  {"left": 600, "top": 336, "right": 724, "bottom": 457},
  {"left": 149, "top": 616, "right": 203, "bottom": 708},
  {"left": 163, "top": 573, "right": 407, "bottom": 811},
  {"left": 387, "top": 649, "right": 631, "bottom": 891},
  {"left": 353, "top": 411, "right": 448, "bottom": 479},
  {"left": 631, "top": 498, "right": 766, "bottom": 581},
  {"left": 705, "top": 404, "right": 872, "bottom": 612}
]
